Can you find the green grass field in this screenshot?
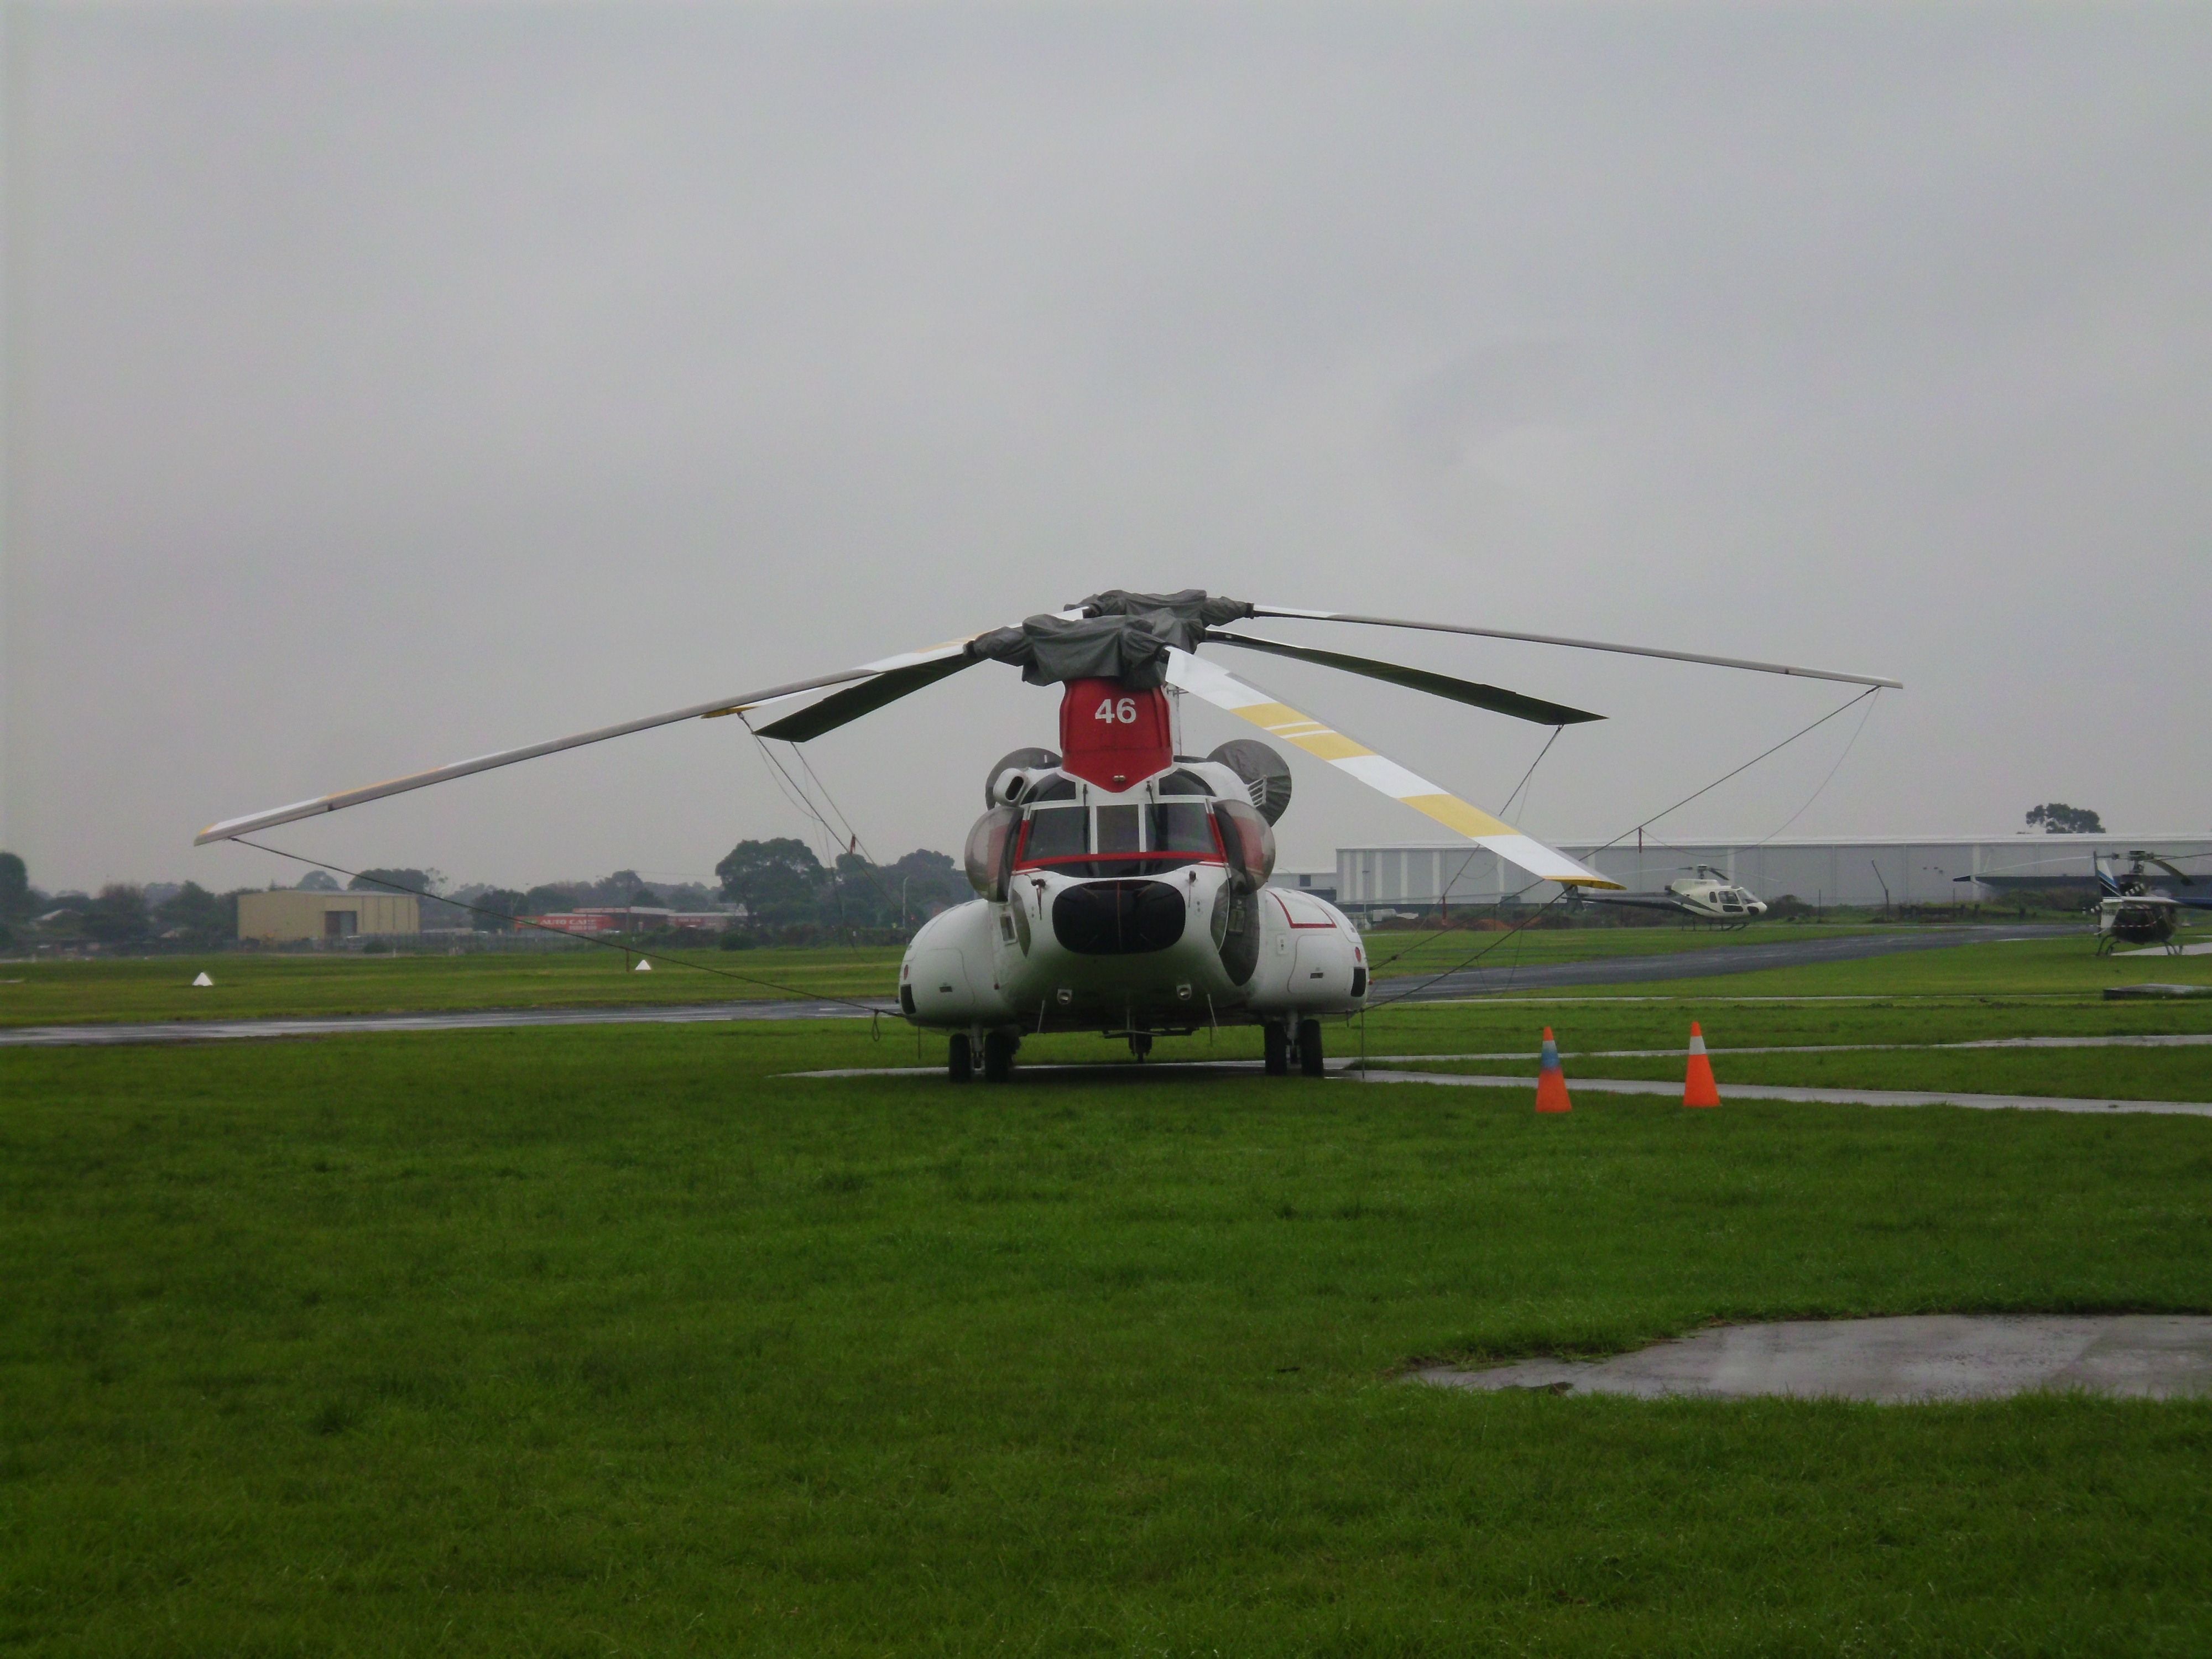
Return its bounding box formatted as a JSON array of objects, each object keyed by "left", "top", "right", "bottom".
[
  {"left": 0, "top": 945, "right": 906, "bottom": 1027},
  {"left": 8, "top": 915, "right": 2199, "bottom": 1031},
  {"left": 1358, "top": 917, "right": 1888, "bottom": 977},
  {"left": 0, "top": 921, "right": 1876, "bottom": 1027},
  {"left": 5, "top": 938, "right": 2212, "bottom": 1653}
]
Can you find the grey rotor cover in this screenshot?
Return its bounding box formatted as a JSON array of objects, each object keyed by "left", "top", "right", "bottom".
[
  {"left": 1207, "top": 739, "right": 1293, "bottom": 824},
  {"left": 966, "top": 589, "right": 1256, "bottom": 690}
]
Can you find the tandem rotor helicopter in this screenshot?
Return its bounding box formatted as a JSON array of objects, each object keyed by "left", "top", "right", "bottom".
[{"left": 196, "top": 589, "right": 1898, "bottom": 1081}]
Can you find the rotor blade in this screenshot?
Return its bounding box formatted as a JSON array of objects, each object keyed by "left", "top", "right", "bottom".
[
  {"left": 194, "top": 639, "right": 980, "bottom": 846},
  {"left": 753, "top": 651, "right": 982, "bottom": 742},
  {"left": 1163, "top": 648, "right": 1620, "bottom": 889},
  {"left": 1204, "top": 631, "right": 1602, "bottom": 726},
  {"left": 1578, "top": 891, "right": 1691, "bottom": 914},
  {"left": 1248, "top": 606, "right": 1902, "bottom": 690},
  {"left": 2132, "top": 853, "right": 2194, "bottom": 885}
]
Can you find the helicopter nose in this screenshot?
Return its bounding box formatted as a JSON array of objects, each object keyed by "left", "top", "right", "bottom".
[{"left": 1050, "top": 878, "right": 1187, "bottom": 954}]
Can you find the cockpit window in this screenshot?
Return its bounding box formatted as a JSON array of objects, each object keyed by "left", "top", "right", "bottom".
[
  {"left": 1156, "top": 768, "right": 1215, "bottom": 797},
  {"left": 1095, "top": 805, "right": 1142, "bottom": 854},
  {"left": 1025, "top": 775, "right": 1079, "bottom": 802},
  {"left": 1022, "top": 805, "right": 1088, "bottom": 861},
  {"left": 1015, "top": 796, "right": 1225, "bottom": 874},
  {"left": 1150, "top": 802, "right": 1217, "bottom": 854}
]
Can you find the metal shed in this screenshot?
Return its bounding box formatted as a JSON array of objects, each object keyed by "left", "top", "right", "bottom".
[
  {"left": 1333, "top": 834, "right": 2212, "bottom": 913},
  {"left": 236, "top": 890, "right": 421, "bottom": 943}
]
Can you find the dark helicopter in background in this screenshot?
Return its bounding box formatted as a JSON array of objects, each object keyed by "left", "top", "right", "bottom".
[
  {"left": 1957, "top": 847, "right": 2210, "bottom": 953},
  {"left": 2093, "top": 851, "right": 2211, "bottom": 954}
]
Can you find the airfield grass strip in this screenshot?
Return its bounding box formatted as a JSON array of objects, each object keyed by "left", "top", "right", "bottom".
[
  {"left": 4, "top": 1017, "right": 2211, "bottom": 1655},
  {"left": 12, "top": 922, "right": 2161, "bottom": 1030}
]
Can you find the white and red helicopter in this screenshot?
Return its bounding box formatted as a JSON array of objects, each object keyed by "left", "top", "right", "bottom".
[{"left": 196, "top": 589, "right": 1897, "bottom": 1081}]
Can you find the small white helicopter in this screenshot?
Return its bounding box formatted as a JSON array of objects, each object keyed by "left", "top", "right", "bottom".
[
  {"left": 1574, "top": 865, "right": 1770, "bottom": 928},
  {"left": 197, "top": 589, "right": 1896, "bottom": 1080}
]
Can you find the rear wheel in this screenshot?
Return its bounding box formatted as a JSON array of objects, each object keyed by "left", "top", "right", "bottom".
[
  {"left": 948, "top": 1032, "right": 974, "bottom": 1083},
  {"left": 983, "top": 1029, "right": 1018, "bottom": 1082},
  {"left": 1298, "top": 1018, "right": 1326, "bottom": 1077},
  {"left": 1262, "top": 1022, "right": 1290, "bottom": 1077}
]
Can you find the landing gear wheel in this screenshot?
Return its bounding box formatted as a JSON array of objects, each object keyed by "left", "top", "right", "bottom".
[
  {"left": 948, "top": 1032, "right": 974, "bottom": 1083},
  {"left": 1298, "top": 1018, "right": 1325, "bottom": 1077},
  {"left": 983, "top": 1029, "right": 1019, "bottom": 1083},
  {"left": 1263, "top": 1022, "right": 1290, "bottom": 1077},
  {"left": 1129, "top": 1032, "right": 1154, "bottom": 1062}
]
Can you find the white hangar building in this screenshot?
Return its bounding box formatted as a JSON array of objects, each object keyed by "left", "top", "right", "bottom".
[{"left": 1333, "top": 833, "right": 2212, "bottom": 914}]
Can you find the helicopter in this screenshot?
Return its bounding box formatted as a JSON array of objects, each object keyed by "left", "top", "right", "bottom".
[
  {"left": 196, "top": 588, "right": 1898, "bottom": 1081},
  {"left": 2093, "top": 851, "right": 2209, "bottom": 956},
  {"left": 1572, "top": 865, "right": 1770, "bottom": 928}
]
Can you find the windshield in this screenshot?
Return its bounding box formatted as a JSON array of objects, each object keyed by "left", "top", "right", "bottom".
[
  {"left": 1022, "top": 805, "right": 1088, "bottom": 862},
  {"left": 1151, "top": 802, "right": 1216, "bottom": 854},
  {"left": 1015, "top": 800, "right": 1224, "bottom": 873}
]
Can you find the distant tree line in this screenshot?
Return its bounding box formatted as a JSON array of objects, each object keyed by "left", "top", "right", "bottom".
[
  {"left": 0, "top": 854, "right": 251, "bottom": 950},
  {"left": 709, "top": 839, "right": 969, "bottom": 942},
  {"left": 2025, "top": 802, "right": 2104, "bottom": 834},
  {"left": 0, "top": 843, "right": 968, "bottom": 954}
]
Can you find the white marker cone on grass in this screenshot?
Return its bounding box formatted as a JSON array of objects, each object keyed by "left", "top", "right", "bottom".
[
  {"left": 191, "top": 972, "right": 213, "bottom": 988},
  {"left": 634, "top": 959, "right": 652, "bottom": 972}
]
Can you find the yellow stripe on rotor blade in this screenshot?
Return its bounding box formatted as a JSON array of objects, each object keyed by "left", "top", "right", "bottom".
[
  {"left": 1218, "top": 700, "right": 1516, "bottom": 832},
  {"left": 1234, "top": 703, "right": 1376, "bottom": 763},
  {"left": 1164, "top": 645, "right": 1621, "bottom": 889},
  {"left": 1399, "top": 793, "right": 1519, "bottom": 840}
]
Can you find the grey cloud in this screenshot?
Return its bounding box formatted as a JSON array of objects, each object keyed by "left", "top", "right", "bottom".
[{"left": 5, "top": 3, "right": 2209, "bottom": 894}]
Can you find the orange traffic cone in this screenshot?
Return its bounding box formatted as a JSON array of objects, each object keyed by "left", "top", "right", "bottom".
[
  {"left": 1535, "top": 1026, "right": 1573, "bottom": 1113},
  {"left": 1683, "top": 1020, "right": 1720, "bottom": 1108}
]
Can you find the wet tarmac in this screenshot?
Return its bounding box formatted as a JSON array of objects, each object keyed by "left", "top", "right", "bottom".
[
  {"left": 0, "top": 998, "right": 891, "bottom": 1047},
  {"left": 1415, "top": 1314, "right": 2212, "bottom": 1401},
  {"left": 1, "top": 925, "right": 2080, "bottom": 1047},
  {"left": 1349, "top": 1068, "right": 2212, "bottom": 1117},
  {"left": 1369, "top": 1033, "right": 2212, "bottom": 1061},
  {"left": 1375, "top": 924, "right": 2072, "bottom": 1003}
]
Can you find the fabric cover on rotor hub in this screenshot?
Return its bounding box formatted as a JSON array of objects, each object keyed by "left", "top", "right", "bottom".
[{"left": 967, "top": 590, "right": 1255, "bottom": 689}]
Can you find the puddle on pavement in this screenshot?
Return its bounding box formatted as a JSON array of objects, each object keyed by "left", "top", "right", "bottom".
[{"left": 1416, "top": 1314, "right": 2212, "bottom": 1402}]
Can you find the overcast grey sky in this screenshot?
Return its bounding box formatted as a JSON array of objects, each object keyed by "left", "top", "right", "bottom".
[{"left": 4, "top": 2, "right": 2208, "bottom": 895}]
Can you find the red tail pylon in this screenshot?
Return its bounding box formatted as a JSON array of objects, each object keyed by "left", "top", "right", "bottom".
[
  {"left": 1683, "top": 1020, "right": 1720, "bottom": 1109},
  {"left": 1535, "top": 1026, "right": 1572, "bottom": 1114}
]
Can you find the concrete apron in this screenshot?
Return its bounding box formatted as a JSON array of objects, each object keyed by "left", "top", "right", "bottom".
[
  {"left": 0, "top": 999, "right": 893, "bottom": 1047},
  {"left": 1348, "top": 1069, "right": 2212, "bottom": 1118},
  {"left": 1416, "top": 1315, "right": 2212, "bottom": 1402}
]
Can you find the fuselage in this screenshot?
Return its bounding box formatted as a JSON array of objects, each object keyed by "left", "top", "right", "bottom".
[
  {"left": 898, "top": 763, "right": 1368, "bottom": 1037},
  {"left": 1666, "top": 877, "right": 1767, "bottom": 920}
]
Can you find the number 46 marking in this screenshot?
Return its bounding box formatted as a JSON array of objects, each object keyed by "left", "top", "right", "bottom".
[{"left": 1094, "top": 696, "right": 1138, "bottom": 724}]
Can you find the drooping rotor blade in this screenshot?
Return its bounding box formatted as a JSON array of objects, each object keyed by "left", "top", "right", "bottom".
[
  {"left": 1163, "top": 648, "right": 1621, "bottom": 889},
  {"left": 2130, "top": 853, "right": 2195, "bottom": 885},
  {"left": 193, "top": 638, "right": 980, "bottom": 846},
  {"left": 1577, "top": 891, "right": 1694, "bottom": 915},
  {"left": 1204, "top": 630, "right": 1602, "bottom": 726},
  {"left": 753, "top": 650, "right": 982, "bottom": 742},
  {"left": 1248, "top": 606, "right": 1902, "bottom": 690}
]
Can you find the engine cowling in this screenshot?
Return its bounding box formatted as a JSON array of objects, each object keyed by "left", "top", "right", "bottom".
[{"left": 1208, "top": 738, "right": 1293, "bottom": 824}]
